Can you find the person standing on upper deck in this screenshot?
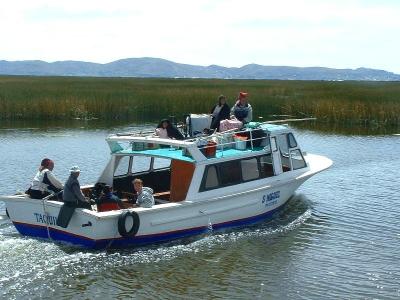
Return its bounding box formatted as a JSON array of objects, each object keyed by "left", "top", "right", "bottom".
[
  {"left": 210, "top": 94, "right": 230, "bottom": 131},
  {"left": 231, "top": 92, "right": 253, "bottom": 124}
]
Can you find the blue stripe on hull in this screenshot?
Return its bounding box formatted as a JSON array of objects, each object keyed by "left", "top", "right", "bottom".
[{"left": 12, "top": 203, "right": 286, "bottom": 249}]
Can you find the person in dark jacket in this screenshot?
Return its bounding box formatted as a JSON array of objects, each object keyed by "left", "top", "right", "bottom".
[
  {"left": 210, "top": 94, "right": 230, "bottom": 131},
  {"left": 63, "top": 166, "right": 91, "bottom": 209},
  {"left": 96, "top": 185, "right": 124, "bottom": 211},
  {"left": 155, "top": 119, "right": 184, "bottom": 140}
]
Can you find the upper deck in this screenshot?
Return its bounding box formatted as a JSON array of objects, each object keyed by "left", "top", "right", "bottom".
[{"left": 106, "top": 123, "right": 293, "bottom": 163}]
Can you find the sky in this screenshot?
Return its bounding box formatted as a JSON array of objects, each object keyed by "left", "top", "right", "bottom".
[{"left": 1, "top": 0, "right": 400, "bottom": 73}]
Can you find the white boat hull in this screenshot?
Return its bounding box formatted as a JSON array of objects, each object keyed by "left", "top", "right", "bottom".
[{"left": 2, "top": 153, "right": 332, "bottom": 249}]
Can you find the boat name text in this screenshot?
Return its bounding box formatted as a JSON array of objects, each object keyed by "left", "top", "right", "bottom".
[
  {"left": 34, "top": 213, "right": 58, "bottom": 225},
  {"left": 262, "top": 191, "right": 280, "bottom": 207}
]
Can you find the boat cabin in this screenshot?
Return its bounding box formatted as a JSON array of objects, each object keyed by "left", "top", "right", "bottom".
[{"left": 97, "top": 123, "right": 308, "bottom": 205}]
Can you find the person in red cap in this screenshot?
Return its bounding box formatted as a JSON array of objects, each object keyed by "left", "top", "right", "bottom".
[{"left": 230, "top": 91, "right": 253, "bottom": 123}]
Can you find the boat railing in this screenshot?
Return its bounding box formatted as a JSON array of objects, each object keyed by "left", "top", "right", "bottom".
[{"left": 189, "top": 126, "right": 271, "bottom": 157}]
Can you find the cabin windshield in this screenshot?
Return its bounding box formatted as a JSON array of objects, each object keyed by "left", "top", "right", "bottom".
[{"left": 275, "top": 133, "right": 306, "bottom": 171}]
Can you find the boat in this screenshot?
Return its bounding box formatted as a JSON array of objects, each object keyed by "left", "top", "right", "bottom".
[{"left": 0, "top": 121, "right": 332, "bottom": 249}]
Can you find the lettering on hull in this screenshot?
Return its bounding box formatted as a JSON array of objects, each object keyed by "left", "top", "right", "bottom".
[
  {"left": 262, "top": 191, "right": 280, "bottom": 207},
  {"left": 33, "top": 213, "right": 58, "bottom": 226}
]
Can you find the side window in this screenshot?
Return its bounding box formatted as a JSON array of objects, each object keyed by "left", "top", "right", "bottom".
[
  {"left": 241, "top": 158, "right": 260, "bottom": 181},
  {"left": 153, "top": 157, "right": 171, "bottom": 170},
  {"left": 259, "top": 154, "right": 274, "bottom": 178},
  {"left": 131, "top": 156, "right": 151, "bottom": 174},
  {"left": 276, "top": 134, "right": 290, "bottom": 172},
  {"left": 290, "top": 149, "right": 307, "bottom": 170},
  {"left": 288, "top": 133, "right": 297, "bottom": 148},
  {"left": 219, "top": 160, "right": 242, "bottom": 186},
  {"left": 204, "top": 165, "right": 219, "bottom": 190},
  {"left": 276, "top": 134, "right": 289, "bottom": 155},
  {"left": 114, "top": 156, "right": 131, "bottom": 176}
]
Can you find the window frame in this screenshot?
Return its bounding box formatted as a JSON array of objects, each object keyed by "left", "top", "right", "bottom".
[
  {"left": 241, "top": 157, "right": 261, "bottom": 182},
  {"left": 200, "top": 164, "right": 220, "bottom": 191},
  {"left": 151, "top": 157, "right": 172, "bottom": 171},
  {"left": 200, "top": 154, "right": 276, "bottom": 192},
  {"left": 289, "top": 149, "right": 307, "bottom": 170},
  {"left": 114, "top": 155, "right": 132, "bottom": 177},
  {"left": 131, "top": 155, "right": 152, "bottom": 174},
  {"left": 287, "top": 133, "right": 298, "bottom": 148}
]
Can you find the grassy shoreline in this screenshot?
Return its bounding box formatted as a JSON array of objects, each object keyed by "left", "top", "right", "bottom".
[{"left": 0, "top": 76, "right": 399, "bottom": 127}]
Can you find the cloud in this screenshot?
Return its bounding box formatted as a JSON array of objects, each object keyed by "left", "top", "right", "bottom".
[{"left": 1, "top": 0, "right": 400, "bottom": 72}]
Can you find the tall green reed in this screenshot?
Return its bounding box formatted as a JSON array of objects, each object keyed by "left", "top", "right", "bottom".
[{"left": 0, "top": 76, "right": 399, "bottom": 127}]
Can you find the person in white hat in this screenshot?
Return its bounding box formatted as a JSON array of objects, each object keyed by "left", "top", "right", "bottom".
[{"left": 62, "top": 165, "right": 91, "bottom": 209}]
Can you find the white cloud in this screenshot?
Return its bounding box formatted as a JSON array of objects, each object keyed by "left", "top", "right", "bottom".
[{"left": 1, "top": 0, "right": 400, "bottom": 72}]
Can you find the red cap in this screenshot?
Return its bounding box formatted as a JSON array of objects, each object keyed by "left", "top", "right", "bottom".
[{"left": 239, "top": 92, "right": 248, "bottom": 98}]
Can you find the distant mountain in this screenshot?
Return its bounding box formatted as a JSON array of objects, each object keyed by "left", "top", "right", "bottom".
[{"left": 0, "top": 57, "right": 399, "bottom": 81}]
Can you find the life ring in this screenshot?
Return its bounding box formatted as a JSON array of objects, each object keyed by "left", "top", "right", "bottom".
[{"left": 118, "top": 211, "right": 140, "bottom": 237}]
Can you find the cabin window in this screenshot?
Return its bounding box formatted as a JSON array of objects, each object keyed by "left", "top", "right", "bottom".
[
  {"left": 276, "top": 134, "right": 289, "bottom": 154},
  {"left": 288, "top": 133, "right": 298, "bottom": 148},
  {"left": 290, "top": 149, "right": 307, "bottom": 170},
  {"left": 241, "top": 158, "right": 259, "bottom": 181},
  {"left": 276, "top": 134, "right": 290, "bottom": 172},
  {"left": 131, "top": 156, "right": 151, "bottom": 174},
  {"left": 219, "top": 160, "right": 242, "bottom": 186},
  {"left": 204, "top": 165, "right": 219, "bottom": 190},
  {"left": 114, "top": 156, "right": 131, "bottom": 176},
  {"left": 259, "top": 154, "right": 274, "bottom": 177},
  {"left": 152, "top": 157, "right": 171, "bottom": 170}
]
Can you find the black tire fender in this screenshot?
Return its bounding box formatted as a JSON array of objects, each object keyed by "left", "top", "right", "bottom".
[
  {"left": 6, "top": 208, "right": 9, "bottom": 218},
  {"left": 118, "top": 211, "right": 140, "bottom": 237}
]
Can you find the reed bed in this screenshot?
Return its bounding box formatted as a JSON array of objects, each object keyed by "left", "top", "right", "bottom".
[{"left": 0, "top": 76, "right": 399, "bottom": 127}]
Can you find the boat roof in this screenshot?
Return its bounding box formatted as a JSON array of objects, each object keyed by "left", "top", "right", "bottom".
[{"left": 106, "top": 123, "right": 292, "bottom": 163}]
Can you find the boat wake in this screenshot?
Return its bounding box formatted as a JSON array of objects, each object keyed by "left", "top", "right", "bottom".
[{"left": 0, "top": 194, "right": 313, "bottom": 298}]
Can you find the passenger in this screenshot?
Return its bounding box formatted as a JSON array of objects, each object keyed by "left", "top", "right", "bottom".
[
  {"left": 26, "top": 158, "right": 63, "bottom": 199},
  {"left": 97, "top": 185, "right": 124, "bottom": 211},
  {"left": 231, "top": 92, "right": 253, "bottom": 123},
  {"left": 210, "top": 94, "right": 230, "bottom": 131},
  {"left": 155, "top": 119, "right": 184, "bottom": 140},
  {"left": 132, "top": 178, "right": 154, "bottom": 208},
  {"left": 63, "top": 166, "right": 92, "bottom": 209}
]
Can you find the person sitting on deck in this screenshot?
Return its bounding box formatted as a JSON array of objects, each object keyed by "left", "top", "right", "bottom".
[
  {"left": 230, "top": 92, "right": 253, "bottom": 124},
  {"left": 63, "top": 166, "right": 92, "bottom": 209},
  {"left": 132, "top": 178, "right": 154, "bottom": 208},
  {"left": 155, "top": 119, "right": 184, "bottom": 140},
  {"left": 97, "top": 185, "right": 124, "bottom": 212},
  {"left": 26, "top": 158, "right": 63, "bottom": 200}
]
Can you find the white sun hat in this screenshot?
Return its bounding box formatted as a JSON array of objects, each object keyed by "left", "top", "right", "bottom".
[{"left": 69, "top": 165, "right": 81, "bottom": 173}]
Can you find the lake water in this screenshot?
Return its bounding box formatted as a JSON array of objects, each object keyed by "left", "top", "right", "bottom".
[{"left": 0, "top": 122, "right": 399, "bottom": 299}]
